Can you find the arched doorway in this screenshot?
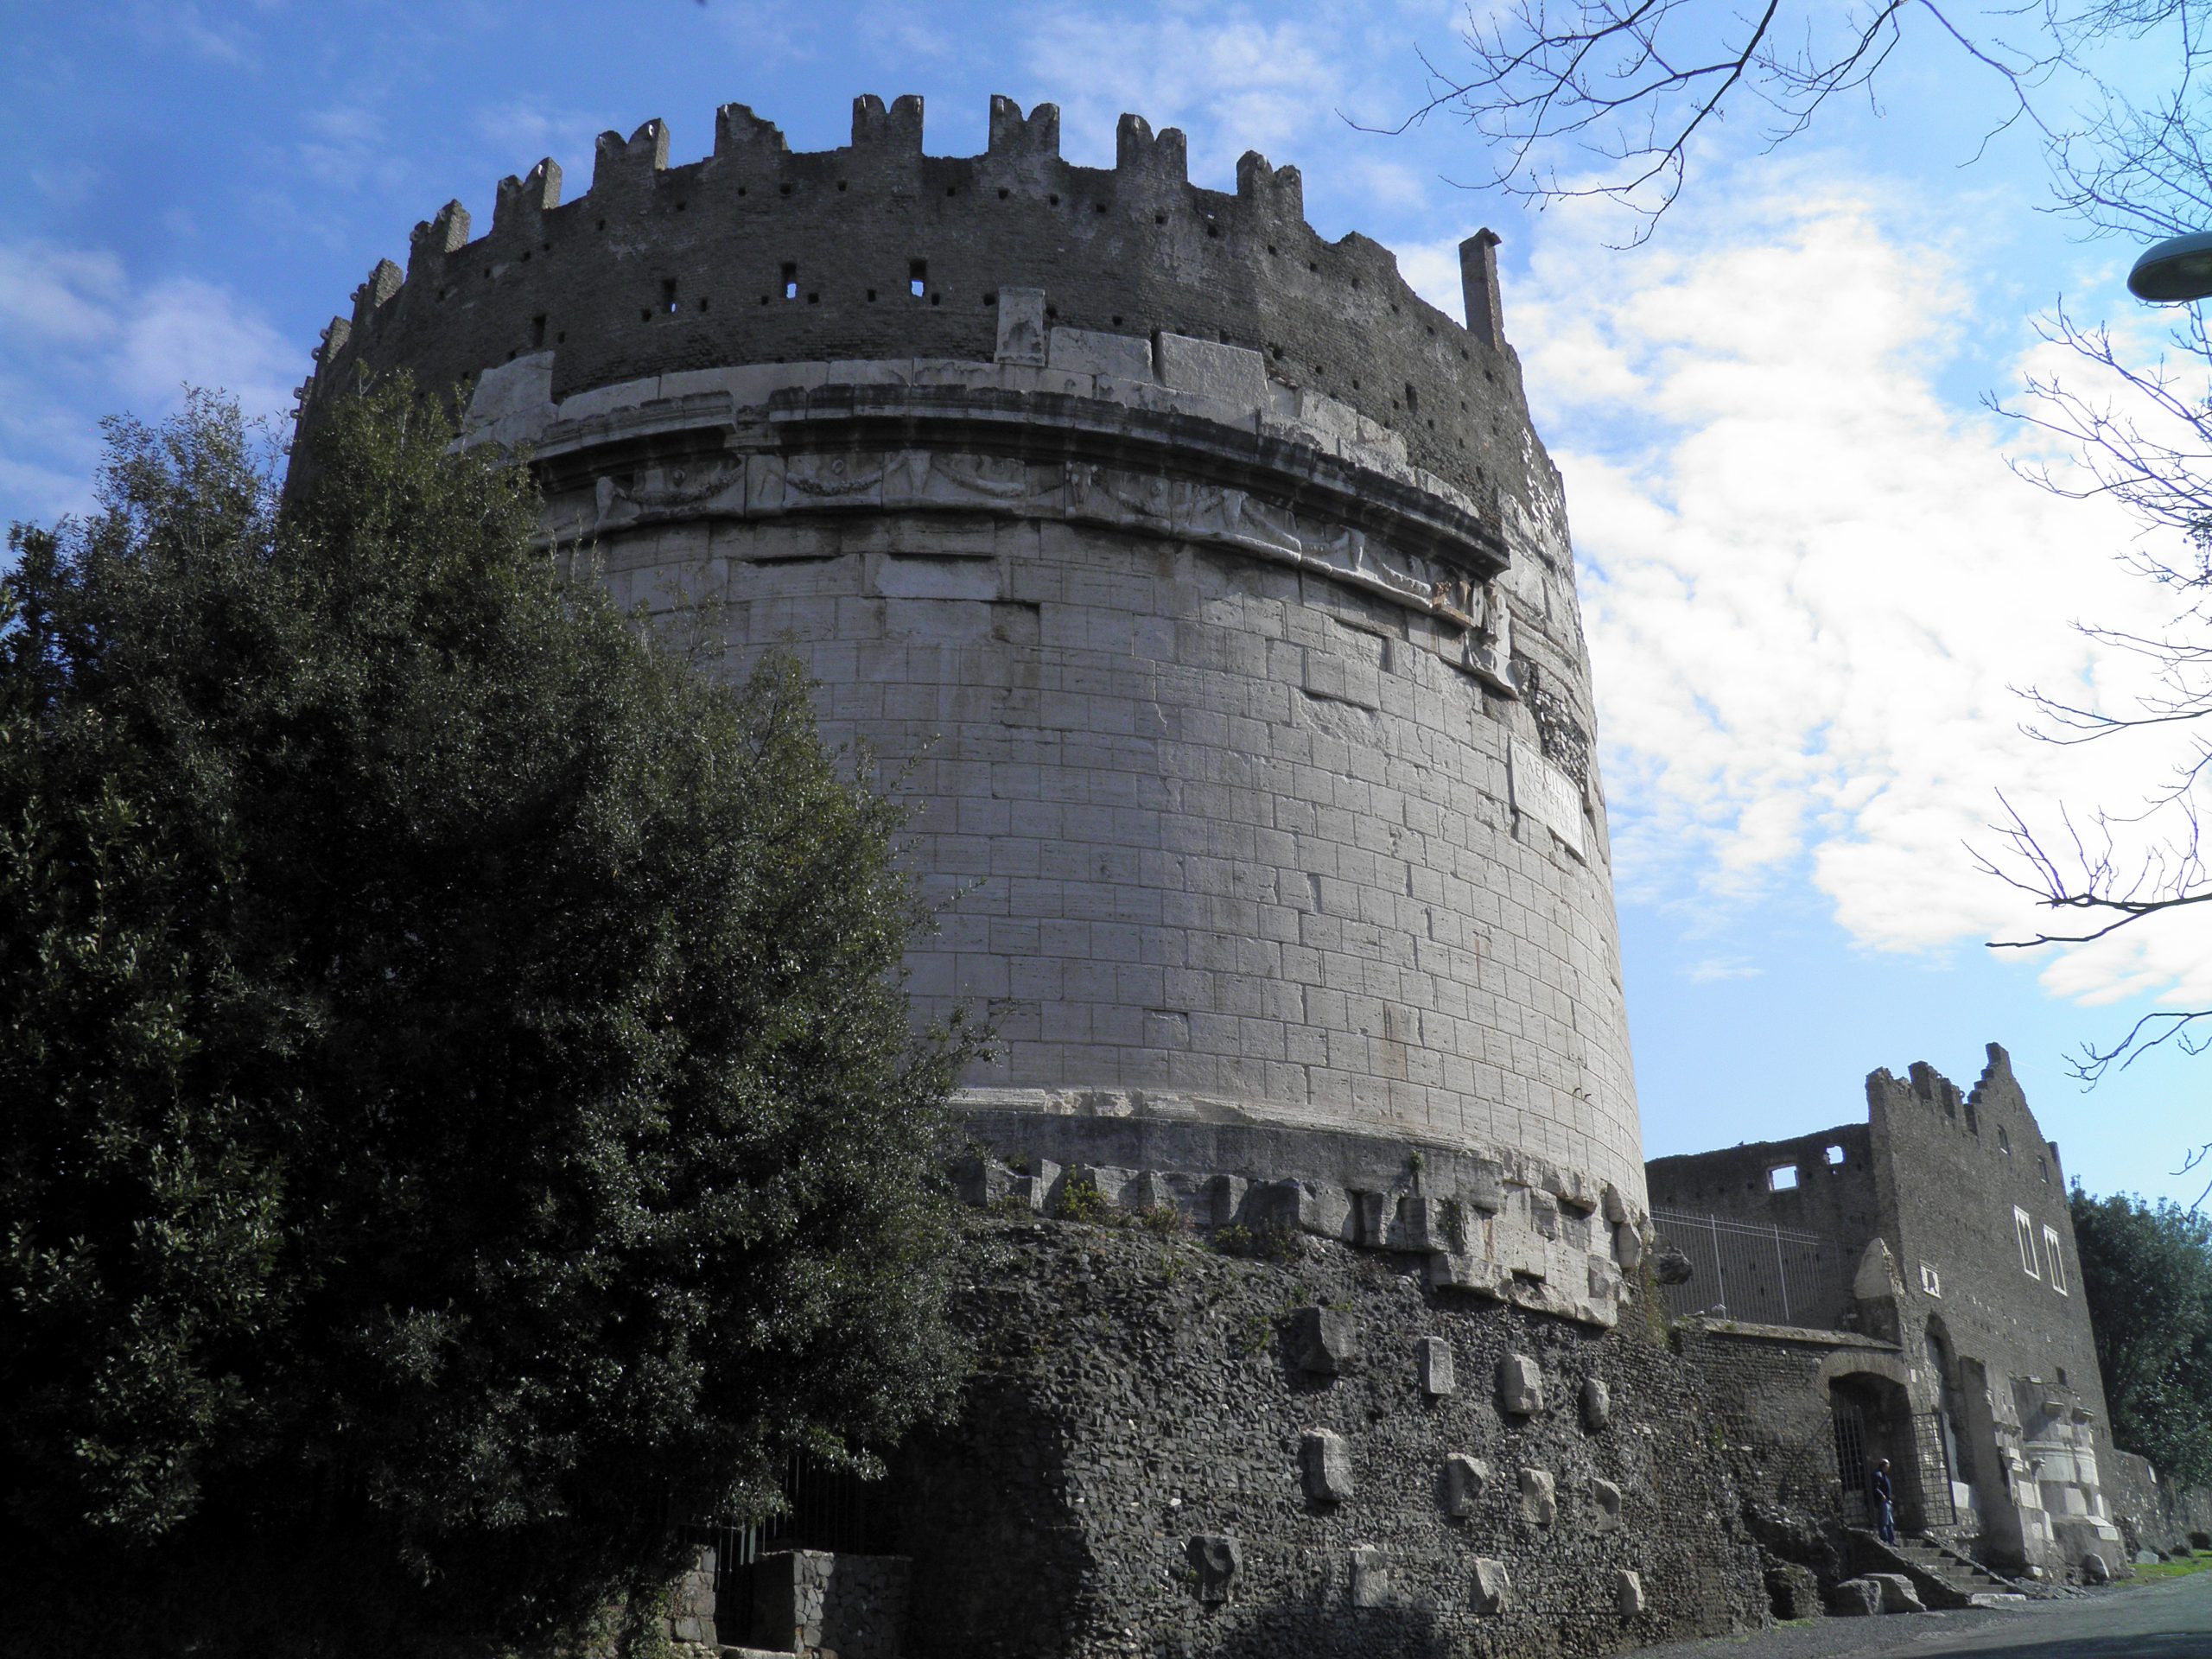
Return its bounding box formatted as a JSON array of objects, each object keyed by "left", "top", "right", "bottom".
[{"left": 1829, "top": 1371, "right": 1911, "bottom": 1529}]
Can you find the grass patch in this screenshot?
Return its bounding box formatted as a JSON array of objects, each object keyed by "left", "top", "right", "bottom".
[{"left": 2122, "top": 1554, "right": 2212, "bottom": 1586}]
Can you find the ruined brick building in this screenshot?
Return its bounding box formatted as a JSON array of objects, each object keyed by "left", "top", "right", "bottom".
[
  {"left": 289, "top": 92, "right": 2151, "bottom": 1657},
  {"left": 1647, "top": 1045, "right": 2126, "bottom": 1587}
]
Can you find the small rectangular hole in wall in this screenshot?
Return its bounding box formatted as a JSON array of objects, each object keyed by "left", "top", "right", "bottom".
[
  {"left": 662, "top": 278, "right": 679, "bottom": 315},
  {"left": 1768, "top": 1165, "right": 1798, "bottom": 1191},
  {"left": 1824, "top": 1144, "right": 1845, "bottom": 1166},
  {"left": 909, "top": 259, "right": 927, "bottom": 298},
  {"left": 531, "top": 314, "right": 546, "bottom": 347},
  {"left": 781, "top": 263, "right": 798, "bottom": 301},
  {"left": 1405, "top": 383, "right": 1419, "bottom": 415}
]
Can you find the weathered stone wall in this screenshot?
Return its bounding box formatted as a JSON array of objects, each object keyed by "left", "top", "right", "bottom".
[
  {"left": 1671, "top": 1323, "right": 1909, "bottom": 1585},
  {"left": 2104, "top": 1450, "right": 2212, "bottom": 1557},
  {"left": 302, "top": 95, "right": 1543, "bottom": 537},
  {"left": 296, "top": 95, "right": 1647, "bottom": 1222},
  {"left": 1868, "top": 1049, "right": 2104, "bottom": 1431},
  {"left": 888, "top": 1215, "right": 1765, "bottom": 1658},
  {"left": 1869, "top": 1046, "right": 2118, "bottom": 1572},
  {"left": 1647, "top": 1125, "right": 1878, "bottom": 1249}
]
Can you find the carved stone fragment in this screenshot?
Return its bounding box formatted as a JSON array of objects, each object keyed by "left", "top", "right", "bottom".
[
  {"left": 1581, "top": 1376, "right": 1611, "bottom": 1431},
  {"left": 995, "top": 287, "right": 1046, "bottom": 367},
  {"left": 1289, "top": 1305, "right": 1356, "bottom": 1375},
  {"left": 1443, "top": 1453, "right": 1490, "bottom": 1518},
  {"left": 1186, "top": 1535, "right": 1239, "bottom": 1605},
  {"left": 1301, "top": 1428, "right": 1352, "bottom": 1503},
  {"left": 1617, "top": 1569, "right": 1645, "bottom": 1618},
  {"left": 1519, "top": 1466, "right": 1556, "bottom": 1525},
  {"left": 1418, "top": 1336, "right": 1455, "bottom": 1397},
  {"left": 1589, "top": 1477, "right": 1623, "bottom": 1533},
  {"left": 1471, "top": 1557, "right": 1512, "bottom": 1614},
  {"left": 1829, "top": 1578, "right": 1882, "bottom": 1616},
  {"left": 1868, "top": 1572, "right": 1926, "bottom": 1611},
  {"left": 1497, "top": 1353, "right": 1544, "bottom": 1415}
]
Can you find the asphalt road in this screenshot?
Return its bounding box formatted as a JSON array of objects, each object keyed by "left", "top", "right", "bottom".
[{"left": 1619, "top": 1572, "right": 2212, "bottom": 1659}]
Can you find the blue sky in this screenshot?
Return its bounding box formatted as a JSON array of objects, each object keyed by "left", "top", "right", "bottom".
[{"left": 3, "top": 2, "right": 2203, "bottom": 1204}]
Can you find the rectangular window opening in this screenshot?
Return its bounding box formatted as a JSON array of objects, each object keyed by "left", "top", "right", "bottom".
[
  {"left": 531, "top": 313, "right": 546, "bottom": 347},
  {"left": 909, "top": 258, "right": 927, "bottom": 299},
  {"left": 782, "top": 262, "right": 798, "bottom": 301},
  {"left": 1768, "top": 1164, "right": 1799, "bottom": 1192},
  {"left": 2015, "top": 1206, "right": 2041, "bottom": 1278},
  {"left": 662, "top": 278, "right": 679, "bottom": 315},
  {"left": 1824, "top": 1144, "right": 1845, "bottom": 1166},
  {"left": 2045, "top": 1225, "right": 2068, "bottom": 1294}
]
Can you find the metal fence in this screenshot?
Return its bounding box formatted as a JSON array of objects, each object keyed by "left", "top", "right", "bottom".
[
  {"left": 1650, "top": 1208, "right": 1849, "bottom": 1328},
  {"left": 669, "top": 1450, "right": 889, "bottom": 1637}
]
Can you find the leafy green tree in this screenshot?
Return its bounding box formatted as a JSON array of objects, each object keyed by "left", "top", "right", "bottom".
[
  {"left": 0, "top": 386, "right": 977, "bottom": 1655},
  {"left": 2070, "top": 1189, "right": 2212, "bottom": 1487}
]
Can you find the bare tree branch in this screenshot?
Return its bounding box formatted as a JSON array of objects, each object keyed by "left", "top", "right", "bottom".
[{"left": 1371, "top": 0, "right": 2119, "bottom": 238}]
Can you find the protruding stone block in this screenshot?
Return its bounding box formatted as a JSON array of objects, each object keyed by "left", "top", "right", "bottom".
[
  {"left": 1471, "top": 1557, "right": 1512, "bottom": 1614},
  {"left": 1581, "top": 1376, "right": 1611, "bottom": 1431},
  {"left": 1155, "top": 334, "right": 1268, "bottom": 410},
  {"left": 1301, "top": 1428, "right": 1352, "bottom": 1503},
  {"left": 1187, "top": 1535, "right": 1239, "bottom": 1604},
  {"left": 1049, "top": 327, "right": 1152, "bottom": 380},
  {"left": 1443, "top": 1453, "right": 1489, "bottom": 1518},
  {"left": 951, "top": 1153, "right": 1017, "bottom": 1207},
  {"left": 2082, "top": 1552, "right": 2112, "bottom": 1584},
  {"left": 1208, "top": 1173, "right": 1247, "bottom": 1225},
  {"left": 1016, "top": 1158, "right": 1060, "bottom": 1212},
  {"left": 1617, "top": 1568, "right": 1645, "bottom": 1618},
  {"left": 1614, "top": 1222, "right": 1644, "bottom": 1271},
  {"left": 1830, "top": 1578, "right": 1881, "bottom": 1616},
  {"left": 1589, "top": 1477, "right": 1623, "bottom": 1533},
  {"left": 1418, "top": 1336, "right": 1455, "bottom": 1397},
  {"left": 1497, "top": 1353, "right": 1543, "bottom": 1415},
  {"left": 1288, "top": 1306, "right": 1356, "bottom": 1375},
  {"left": 995, "top": 288, "right": 1046, "bottom": 367},
  {"left": 1350, "top": 1543, "right": 1390, "bottom": 1608},
  {"left": 1518, "top": 1466, "right": 1556, "bottom": 1525}
]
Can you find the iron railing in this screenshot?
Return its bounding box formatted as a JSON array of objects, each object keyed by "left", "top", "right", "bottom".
[
  {"left": 669, "top": 1450, "right": 889, "bottom": 1639},
  {"left": 1651, "top": 1207, "right": 1848, "bottom": 1329}
]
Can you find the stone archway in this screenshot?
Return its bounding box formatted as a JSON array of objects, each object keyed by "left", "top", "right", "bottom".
[{"left": 1827, "top": 1369, "right": 1912, "bottom": 1529}]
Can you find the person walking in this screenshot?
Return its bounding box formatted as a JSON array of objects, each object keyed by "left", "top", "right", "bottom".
[{"left": 1872, "top": 1457, "right": 1897, "bottom": 1545}]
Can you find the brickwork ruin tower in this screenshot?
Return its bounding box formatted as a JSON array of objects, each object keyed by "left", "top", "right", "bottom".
[{"left": 296, "top": 95, "right": 1646, "bottom": 1325}]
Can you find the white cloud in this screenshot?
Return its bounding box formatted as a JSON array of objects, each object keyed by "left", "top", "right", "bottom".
[
  {"left": 1687, "top": 956, "right": 1763, "bottom": 982},
  {"left": 0, "top": 244, "right": 295, "bottom": 529},
  {"left": 1017, "top": 7, "right": 1351, "bottom": 180},
  {"left": 1517, "top": 165, "right": 2212, "bottom": 1013}
]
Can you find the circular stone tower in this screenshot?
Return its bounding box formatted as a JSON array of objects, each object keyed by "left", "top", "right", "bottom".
[{"left": 296, "top": 95, "right": 1645, "bottom": 1325}]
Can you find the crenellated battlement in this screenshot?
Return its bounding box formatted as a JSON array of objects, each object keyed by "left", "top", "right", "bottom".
[{"left": 296, "top": 94, "right": 1536, "bottom": 512}]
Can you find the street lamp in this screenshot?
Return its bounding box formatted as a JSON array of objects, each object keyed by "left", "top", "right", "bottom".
[{"left": 2128, "top": 229, "right": 2212, "bottom": 302}]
